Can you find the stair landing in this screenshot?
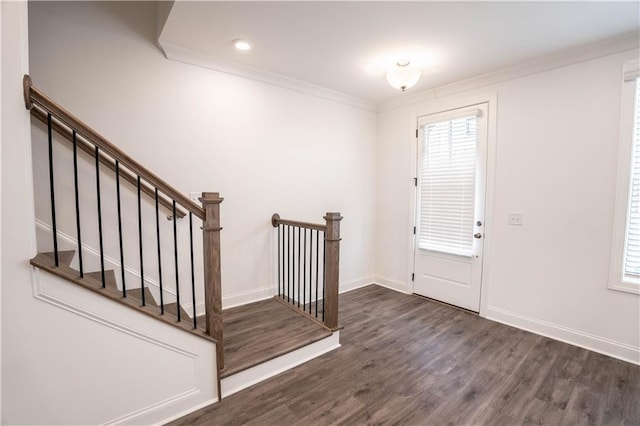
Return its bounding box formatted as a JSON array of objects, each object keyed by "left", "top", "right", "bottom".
[{"left": 221, "top": 298, "right": 333, "bottom": 378}]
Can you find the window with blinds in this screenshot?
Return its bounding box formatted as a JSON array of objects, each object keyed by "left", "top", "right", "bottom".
[
  {"left": 418, "top": 113, "right": 479, "bottom": 257},
  {"left": 623, "top": 77, "right": 640, "bottom": 281}
]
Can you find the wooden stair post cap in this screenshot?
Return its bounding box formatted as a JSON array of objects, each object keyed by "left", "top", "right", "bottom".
[
  {"left": 200, "top": 192, "right": 223, "bottom": 204},
  {"left": 324, "top": 212, "right": 343, "bottom": 221}
]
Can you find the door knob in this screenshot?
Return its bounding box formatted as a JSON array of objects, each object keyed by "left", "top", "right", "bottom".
[{"left": 473, "top": 233, "right": 483, "bottom": 239}]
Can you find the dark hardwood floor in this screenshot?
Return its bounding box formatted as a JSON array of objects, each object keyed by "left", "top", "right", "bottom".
[
  {"left": 170, "top": 285, "right": 640, "bottom": 425},
  {"left": 221, "top": 298, "right": 332, "bottom": 378}
]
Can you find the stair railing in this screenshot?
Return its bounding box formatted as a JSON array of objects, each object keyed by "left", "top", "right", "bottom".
[
  {"left": 23, "top": 75, "right": 225, "bottom": 372},
  {"left": 271, "top": 212, "right": 342, "bottom": 330}
]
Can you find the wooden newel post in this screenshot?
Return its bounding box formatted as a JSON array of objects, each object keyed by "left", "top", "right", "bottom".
[
  {"left": 323, "top": 212, "right": 342, "bottom": 330},
  {"left": 23, "top": 75, "right": 33, "bottom": 110},
  {"left": 201, "top": 192, "right": 224, "bottom": 371}
]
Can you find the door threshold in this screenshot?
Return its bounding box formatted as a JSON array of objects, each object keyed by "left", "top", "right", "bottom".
[{"left": 411, "top": 293, "right": 479, "bottom": 315}]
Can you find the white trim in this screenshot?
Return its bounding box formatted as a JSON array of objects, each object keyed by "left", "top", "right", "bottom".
[
  {"left": 608, "top": 63, "right": 640, "bottom": 295},
  {"left": 222, "top": 285, "right": 276, "bottom": 309},
  {"left": 379, "top": 32, "right": 639, "bottom": 112},
  {"left": 479, "top": 95, "right": 498, "bottom": 318},
  {"left": 104, "top": 389, "right": 201, "bottom": 426},
  {"left": 158, "top": 41, "right": 376, "bottom": 112},
  {"left": 418, "top": 107, "right": 482, "bottom": 126},
  {"left": 624, "top": 58, "right": 640, "bottom": 82},
  {"left": 339, "top": 275, "right": 376, "bottom": 293},
  {"left": 373, "top": 276, "right": 411, "bottom": 294},
  {"left": 153, "top": 397, "right": 217, "bottom": 426},
  {"left": 220, "top": 331, "right": 340, "bottom": 398},
  {"left": 486, "top": 305, "right": 640, "bottom": 365}
]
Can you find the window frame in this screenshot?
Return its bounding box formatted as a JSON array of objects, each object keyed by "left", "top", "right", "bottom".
[{"left": 609, "top": 59, "right": 640, "bottom": 295}]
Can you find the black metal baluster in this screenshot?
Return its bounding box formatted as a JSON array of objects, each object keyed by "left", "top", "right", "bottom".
[
  {"left": 173, "top": 201, "right": 181, "bottom": 322},
  {"left": 309, "top": 229, "right": 313, "bottom": 314},
  {"left": 281, "top": 225, "right": 285, "bottom": 300},
  {"left": 303, "top": 228, "right": 307, "bottom": 311},
  {"left": 155, "top": 188, "right": 164, "bottom": 313},
  {"left": 278, "top": 223, "right": 281, "bottom": 297},
  {"left": 297, "top": 227, "right": 301, "bottom": 308},
  {"left": 96, "top": 146, "right": 105, "bottom": 288},
  {"left": 189, "top": 212, "right": 196, "bottom": 329},
  {"left": 293, "top": 226, "right": 297, "bottom": 305},
  {"left": 47, "top": 113, "right": 59, "bottom": 267},
  {"left": 116, "top": 161, "right": 126, "bottom": 297},
  {"left": 287, "top": 225, "right": 291, "bottom": 303},
  {"left": 72, "top": 130, "right": 83, "bottom": 277},
  {"left": 137, "top": 176, "right": 145, "bottom": 305},
  {"left": 322, "top": 231, "right": 326, "bottom": 322},
  {"left": 315, "top": 229, "right": 319, "bottom": 318}
]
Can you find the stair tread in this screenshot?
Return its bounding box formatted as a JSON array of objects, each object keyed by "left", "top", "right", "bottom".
[
  {"left": 85, "top": 270, "right": 117, "bottom": 291},
  {"left": 127, "top": 287, "right": 159, "bottom": 307},
  {"left": 165, "top": 302, "right": 190, "bottom": 321},
  {"left": 40, "top": 250, "right": 76, "bottom": 267},
  {"left": 30, "top": 252, "right": 216, "bottom": 344}
]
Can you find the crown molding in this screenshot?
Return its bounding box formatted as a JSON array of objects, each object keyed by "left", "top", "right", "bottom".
[
  {"left": 157, "top": 40, "right": 377, "bottom": 112},
  {"left": 378, "top": 31, "right": 640, "bottom": 112}
]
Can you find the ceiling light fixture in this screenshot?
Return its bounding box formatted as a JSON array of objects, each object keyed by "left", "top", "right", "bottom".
[
  {"left": 233, "top": 39, "right": 253, "bottom": 51},
  {"left": 386, "top": 60, "right": 421, "bottom": 92}
]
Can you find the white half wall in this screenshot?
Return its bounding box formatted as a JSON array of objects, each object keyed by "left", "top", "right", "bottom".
[
  {"left": 376, "top": 44, "right": 640, "bottom": 364},
  {"left": 27, "top": 1, "right": 377, "bottom": 303}
]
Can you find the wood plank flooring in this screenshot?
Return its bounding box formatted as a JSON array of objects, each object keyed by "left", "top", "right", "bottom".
[
  {"left": 170, "top": 285, "right": 640, "bottom": 425},
  {"left": 221, "top": 298, "right": 332, "bottom": 378}
]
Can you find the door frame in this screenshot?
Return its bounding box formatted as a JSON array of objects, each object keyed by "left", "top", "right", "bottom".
[{"left": 407, "top": 92, "right": 498, "bottom": 318}]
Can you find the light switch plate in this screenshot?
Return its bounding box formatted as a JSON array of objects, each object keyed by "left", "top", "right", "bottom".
[{"left": 508, "top": 212, "right": 523, "bottom": 226}]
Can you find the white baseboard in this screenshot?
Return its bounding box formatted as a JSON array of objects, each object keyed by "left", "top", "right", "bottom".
[
  {"left": 373, "top": 276, "right": 411, "bottom": 294},
  {"left": 339, "top": 276, "right": 376, "bottom": 293},
  {"left": 222, "top": 285, "right": 276, "bottom": 309},
  {"left": 221, "top": 275, "right": 377, "bottom": 308},
  {"left": 221, "top": 331, "right": 340, "bottom": 398},
  {"left": 152, "top": 397, "right": 217, "bottom": 426},
  {"left": 486, "top": 305, "right": 640, "bottom": 365}
]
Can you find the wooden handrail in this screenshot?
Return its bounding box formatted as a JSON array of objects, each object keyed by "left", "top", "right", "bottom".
[
  {"left": 23, "top": 75, "right": 205, "bottom": 220},
  {"left": 271, "top": 212, "right": 342, "bottom": 331},
  {"left": 30, "top": 107, "right": 186, "bottom": 219},
  {"left": 271, "top": 213, "right": 326, "bottom": 231}
]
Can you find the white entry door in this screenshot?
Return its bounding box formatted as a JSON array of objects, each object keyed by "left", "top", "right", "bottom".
[{"left": 413, "top": 103, "right": 488, "bottom": 312}]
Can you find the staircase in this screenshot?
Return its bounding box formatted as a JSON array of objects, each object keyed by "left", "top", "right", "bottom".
[{"left": 23, "top": 74, "right": 343, "bottom": 414}]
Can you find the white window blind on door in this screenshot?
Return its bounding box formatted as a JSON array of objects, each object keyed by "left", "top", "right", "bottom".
[
  {"left": 623, "top": 77, "right": 640, "bottom": 280},
  {"left": 418, "top": 113, "right": 479, "bottom": 257}
]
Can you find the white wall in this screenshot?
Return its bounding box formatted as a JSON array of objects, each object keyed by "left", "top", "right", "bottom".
[
  {"left": 2, "top": 2, "right": 217, "bottom": 424},
  {"left": 376, "top": 45, "right": 640, "bottom": 363},
  {"left": 28, "top": 1, "right": 378, "bottom": 308}
]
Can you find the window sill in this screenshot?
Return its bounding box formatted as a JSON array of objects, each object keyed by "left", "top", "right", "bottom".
[{"left": 608, "top": 281, "right": 640, "bottom": 295}]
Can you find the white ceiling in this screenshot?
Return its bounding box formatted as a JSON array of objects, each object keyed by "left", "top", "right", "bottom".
[{"left": 159, "top": 1, "right": 640, "bottom": 104}]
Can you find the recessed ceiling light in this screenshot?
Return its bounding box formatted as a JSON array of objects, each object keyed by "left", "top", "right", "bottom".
[{"left": 233, "top": 39, "right": 253, "bottom": 51}]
